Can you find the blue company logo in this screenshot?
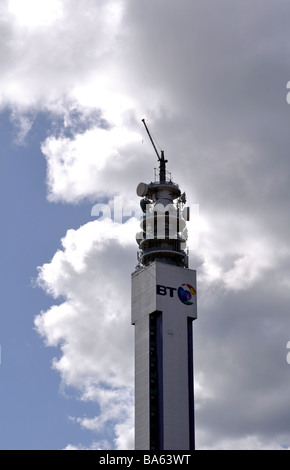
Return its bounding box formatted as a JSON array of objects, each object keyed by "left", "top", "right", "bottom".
[
  {"left": 156, "top": 283, "right": 196, "bottom": 306},
  {"left": 177, "top": 284, "right": 196, "bottom": 305}
]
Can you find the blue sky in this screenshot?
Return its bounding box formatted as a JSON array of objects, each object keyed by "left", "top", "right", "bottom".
[
  {"left": 0, "top": 112, "right": 95, "bottom": 449},
  {"left": 1, "top": 0, "right": 290, "bottom": 450}
]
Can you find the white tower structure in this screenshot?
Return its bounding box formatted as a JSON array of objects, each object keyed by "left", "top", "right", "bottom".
[{"left": 131, "top": 120, "right": 197, "bottom": 450}]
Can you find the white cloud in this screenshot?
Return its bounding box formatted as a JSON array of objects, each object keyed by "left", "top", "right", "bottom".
[
  {"left": 41, "top": 125, "right": 142, "bottom": 203},
  {"left": 74, "top": 387, "right": 134, "bottom": 450},
  {"left": 64, "top": 440, "right": 110, "bottom": 450},
  {"left": 8, "top": 0, "right": 63, "bottom": 29},
  {"left": 0, "top": 0, "right": 125, "bottom": 109},
  {"left": 35, "top": 217, "right": 138, "bottom": 449}
]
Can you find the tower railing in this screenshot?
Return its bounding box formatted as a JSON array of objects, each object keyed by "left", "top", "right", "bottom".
[{"left": 153, "top": 168, "right": 179, "bottom": 187}]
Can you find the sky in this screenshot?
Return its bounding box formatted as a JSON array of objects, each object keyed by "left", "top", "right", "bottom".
[{"left": 1, "top": 0, "right": 290, "bottom": 450}]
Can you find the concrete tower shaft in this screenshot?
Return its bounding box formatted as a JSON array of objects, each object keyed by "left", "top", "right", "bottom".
[
  {"left": 132, "top": 120, "right": 197, "bottom": 450},
  {"left": 132, "top": 262, "right": 197, "bottom": 450}
]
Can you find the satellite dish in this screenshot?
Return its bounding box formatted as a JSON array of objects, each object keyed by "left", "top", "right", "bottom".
[{"left": 136, "top": 182, "right": 148, "bottom": 197}]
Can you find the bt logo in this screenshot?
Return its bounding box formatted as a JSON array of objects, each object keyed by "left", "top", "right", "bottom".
[
  {"left": 157, "top": 283, "right": 196, "bottom": 305},
  {"left": 178, "top": 284, "right": 196, "bottom": 305}
]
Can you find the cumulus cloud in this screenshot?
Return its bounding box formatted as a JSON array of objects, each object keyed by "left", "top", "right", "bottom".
[
  {"left": 8, "top": 0, "right": 63, "bottom": 29},
  {"left": 73, "top": 387, "right": 134, "bottom": 450},
  {"left": 64, "top": 440, "right": 111, "bottom": 451},
  {"left": 35, "top": 218, "right": 138, "bottom": 449},
  {"left": 41, "top": 125, "right": 143, "bottom": 203},
  {"left": 0, "top": 0, "right": 125, "bottom": 108}
]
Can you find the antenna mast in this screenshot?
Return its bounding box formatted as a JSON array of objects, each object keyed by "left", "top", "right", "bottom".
[{"left": 141, "top": 118, "right": 168, "bottom": 183}]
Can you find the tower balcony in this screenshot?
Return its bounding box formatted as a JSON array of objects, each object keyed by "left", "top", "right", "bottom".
[
  {"left": 140, "top": 244, "right": 188, "bottom": 267},
  {"left": 138, "top": 234, "right": 187, "bottom": 250},
  {"left": 140, "top": 213, "right": 187, "bottom": 233}
]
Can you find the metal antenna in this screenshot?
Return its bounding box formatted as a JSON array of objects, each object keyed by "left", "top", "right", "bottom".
[
  {"left": 141, "top": 119, "right": 168, "bottom": 183},
  {"left": 142, "top": 118, "right": 161, "bottom": 161}
]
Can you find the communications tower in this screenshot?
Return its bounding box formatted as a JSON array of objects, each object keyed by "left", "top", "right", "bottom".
[{"left": 131, "top": 120, "right": 197, "bottom": 450}]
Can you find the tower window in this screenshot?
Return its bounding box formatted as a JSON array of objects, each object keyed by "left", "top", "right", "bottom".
[{"left": 149, "top": 311, "right": 163, "bottom": 450}]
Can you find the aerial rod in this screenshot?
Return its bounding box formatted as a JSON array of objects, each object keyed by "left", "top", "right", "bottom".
[
  {"left": 142, "top": 119, "right": 168, "bottom": 183},
  {"left": 141, "top": 118, "right": 162, "bottom": 161}
]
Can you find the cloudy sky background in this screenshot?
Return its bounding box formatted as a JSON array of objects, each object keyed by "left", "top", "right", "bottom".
[{"left": 1, "top": 0, "right": 290, "bottom": 449}]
